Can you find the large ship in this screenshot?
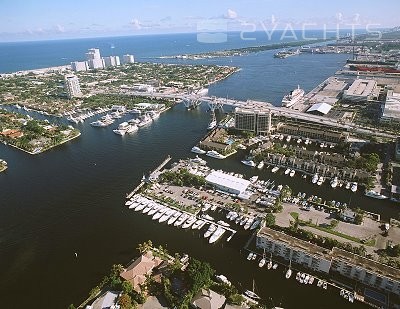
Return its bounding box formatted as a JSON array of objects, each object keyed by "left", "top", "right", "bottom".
[{"left": 281, "top": 86, "right": 304, "bottom": 108}]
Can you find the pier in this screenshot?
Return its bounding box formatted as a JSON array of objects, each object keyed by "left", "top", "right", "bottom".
[{"left": 126, "top": 155, "right": 172, "bottom": 199}]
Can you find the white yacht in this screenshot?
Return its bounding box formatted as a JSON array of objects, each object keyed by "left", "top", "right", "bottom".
[
  {"left": 137, "top": 115, "right": 152, "bottom": 127},
  {"left": 174, "top": 213, "right": 189, "bottom": 227},
  {"left": 152, "top": 207, "right": 168, "bottom": 220},
  {"left": 244, "top": 290, "right": 260, "bottom": 300},
  {"left": 285, "top": 268, "right": 292, "bottom": 279},
  {"left": 289, "top": 170, "right": 296, "bottom": 177},
  {"left": 148, "top": 204, "right": 161, "bottom": 216},
  {"left": 257, "top": 161, "right": 265, "bottom": 170},
  {"left": 206, "top": 150, "right": 226, "bottom": 159},
  {"left": 215, "top": 274, "right": 231, "bottom": 286},
  {"left": 351, "top": 182, "right": 358, "bottom": 192},
  {"left": 191, "top": 146, "right": 206, "bottom": 155},
  {"left": 192, "top": 219, "right": 205, "bottom": 230},
  {"left": 159, "top": 209, "right": 176, "bottom": 223},
  {"left": 126, "top": 124, "right": 138, "bottom": 134},
  {"left": 281, "top": 86, "right": 305, "bottom": 108},
  {"left": 113, "top": 122, "right": 130, "bottom": 136},
  {"left": 90, "top": 120, "right": 107, "bottom": 127},
  {"left": 271, "top": 166, "right": 279, "bottom": 173},
  {"left": 330, "top": 177, "right": 338, "bottom": 188},
  {"left": 312, "top": 174, "right": 319, "bottom": 184},
  {"left": 244, "top": 218, "right": 254, "bottom": 230},
  {"left": 204, "top": 224, "right": 217, "bottom": 238},
  {"left": 317, "top": 176, "right": 324, "bottom": 186},
  {"left": 209, "top": 226, "right": 225, "bottom": 244},
  {"left": 182, "top": 216, "right": 196, "bottom": 229},
  {"left": 190, "top": 156, "right": 207, "bottom": 165},
  {"left": 168, "top": 211, "right": 182, "bottom": 225},
  {"left": 241, "top": 159, "right": 256, "bottom": 167},
  {"left": 365, "top": 190, "right": 389, "bottom": 200},
  {"left": 286, "top": 135, "right": 291, "bottom": 142},
  {"left": 284, "top": 168, "right": 291, "bottom": 175}
]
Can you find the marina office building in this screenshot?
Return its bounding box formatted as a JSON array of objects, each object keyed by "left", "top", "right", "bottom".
[{"left": 257, "top": 227, "right": 400, "bottom": 297}]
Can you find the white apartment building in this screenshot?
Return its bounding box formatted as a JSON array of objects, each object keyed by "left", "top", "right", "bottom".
[
  {"left": 64, "top": 75, "right": 82, "bottom": 98},
  {"left": 256, "top": 227, "right": 332, "bottom": 273},
  {"left": 122, "top": 54, "right": 135, "bottom": 64},
  {"left": 103, "top": 56, "right": 121, "bottom": 68},
  {"left": 71, "top": 61, "right": 88, "bottom": 72}
]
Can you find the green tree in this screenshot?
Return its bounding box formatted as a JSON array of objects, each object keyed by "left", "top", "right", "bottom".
[
  {"left": 330, "top": 219, "right": 339, "bottom": 230},
  {"left": 67, "top": 304, "right": 76, "bottom": 309},
  {"left": 118, "top": 293, "right": 133, "bottom": 309},
  {"left": 264, "top": 213, "right": 276, "bottom": 227},
  {"left": 187, "top": 258, "right": 215, "bottom": 294},
  {"left": 354, "top": 213, "right": 363, "bottom": 225},
  {"left": 122, "top": 281, "right": 133, "bottom": 294}
]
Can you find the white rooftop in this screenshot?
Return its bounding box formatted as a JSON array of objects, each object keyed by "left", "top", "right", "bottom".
[
  {"left": 306, "top": 102, "right": 333, "bottom": 115},
  {"left": 382, "top": 90, "right": 400, "bottom": 120},
  {"left": 344, "top": 79, "right": 377, "bottom": 97},
  {"left": 205, "top": 171, "right": 250, "bottom": 194}
]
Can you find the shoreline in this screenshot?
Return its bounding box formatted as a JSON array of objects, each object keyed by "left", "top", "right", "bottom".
[{"left": 3, "top": 131, "right": 81, "bottom": 155}]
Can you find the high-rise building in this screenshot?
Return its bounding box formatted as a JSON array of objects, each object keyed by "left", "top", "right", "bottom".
[
  {"left": 87, "top": 58, "right": 104, "bottom": 70},
  {"left": 71, "top": 61, "right": 88, "bottom": 72},
  {"left": 234, "top": 108, "right": 272, "bottom": 134},
  {"left": 85, "top": 48, "right": 101, "bottom": 60},
  {"left": 64, "top": 75, "right": 82, "bottom": 98},
  {"left": 122, "top": 54, "right": 135, "bottom": 64},
  {"left": 103, "top": 56, "right": 121, "bottom": 68}
]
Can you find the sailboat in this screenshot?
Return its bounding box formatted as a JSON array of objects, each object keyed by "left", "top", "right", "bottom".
[
  {"left": 267, "top": 253, "right": 273, "bottom": 270},
  {"left": 285, "top": 257, "right": 292, "bottom": 279},
  {"left": 258, "top": 248, "right": 266, "bottom": 268},
  {"left": 244, "top": 279, "right": 261, "bottom": 300}
]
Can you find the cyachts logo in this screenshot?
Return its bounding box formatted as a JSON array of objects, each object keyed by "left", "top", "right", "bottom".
[{"left": 197, "top": 19, "right": 228, "bottom": 43}]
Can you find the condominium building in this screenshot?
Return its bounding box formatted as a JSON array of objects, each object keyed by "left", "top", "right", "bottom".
[
  {"left": 71, "top": 61, "right": 88, "bottom": 72},
  {"left": 234, "top": 108, "right": 272, "bottom": 134},
  {"left": 122, "top": 54, "right": 135, "bottom": 64},
  {"left": 256, "top": 227, "right": 400, "bottom": 297},
  {"left": 64, "top": 75, "right": 82, "bottom": 98},
  {"left": 103, "top": 56, "right": 121, "bottom": 68},
  {"left": 85, "top": 48, "right": 101, "bottom": 60},
  {"left": 256, "top": 227, "right": 332, "bottom": 274}
]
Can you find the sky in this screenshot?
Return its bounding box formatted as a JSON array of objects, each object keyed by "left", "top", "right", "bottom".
[{"left": 0, "top": 0, "right": 399, "bottom": 42}]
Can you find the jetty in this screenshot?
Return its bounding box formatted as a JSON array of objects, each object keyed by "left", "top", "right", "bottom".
[{"left": 126, "top": 155, "right": 172, "bottom": 199}]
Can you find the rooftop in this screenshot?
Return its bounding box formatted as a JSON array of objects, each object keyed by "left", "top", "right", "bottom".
[
  {"left": 205, "top": 171, "right": 250, "bottom": 194},
  {"left": 382, "top": 90, "right": 400, "bottom": 119},
  {"left": 306, "top": 102, "right": 333, "bottom": 115},
  {"left": 344, "top": 79, "right": 377, "bottom": 98}
]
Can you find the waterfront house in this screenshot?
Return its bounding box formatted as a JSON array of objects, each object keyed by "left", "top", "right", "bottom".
[
  {"left": 120, "top": 252, "right": 163, "bottom": 292},
  {"left": 191, "top": 289, "right": 226, "bottom": 309}
]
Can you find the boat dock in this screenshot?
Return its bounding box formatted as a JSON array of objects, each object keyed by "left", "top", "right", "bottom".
[{"left": 126, "top": 155, "right": 172, "bottom": 199}]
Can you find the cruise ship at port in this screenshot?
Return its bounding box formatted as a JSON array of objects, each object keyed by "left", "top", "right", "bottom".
[{"left": 281, "top": 85, "right": 305, "bottom": 108}]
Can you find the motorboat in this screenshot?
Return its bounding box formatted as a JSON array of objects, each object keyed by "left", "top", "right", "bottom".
[
  {"left": 126, "top": 124, "right": 138, "bottom": 134},
  {"left": 247, "top": 252, "right": 254, "bottom": 260},
  {"left": 271, "top": 166, "right": 279, "bottom": 173},
  {"left": 148, "top": 204, "right": 161, "bottom": 216},
  {"left": 182, "top": 216, "right": 197, "bottom": 229},
  {"left": 257, "top": 161, "right": 265, "bottom": 170},
  {"left": 217, "top": 220, "right": 230, "bottom": 228},
  {"left": 191, "top": 146, "right": 206, "bottom": 155},
  {"left": 204, "top": 224, "right": 217, "bottom": 238},
  {"left": 152, "top": 207, "right": 168, "bottom": 220},
  {"left": 330, "top": 177, "right": 338, "bottom": 188},
  {"left": 244, "top": 218, "right": 254, "bottom": 230},
  {"left": 206, "top": 150, "right": 226, "bottom": 159},
  {"left": 209, "top": 226, "right": 225, "bottom": 243},
  {"left": 190, "top": 155, "right": 207, "bottom": 165},
  {"left": 168, "top": 211, "right": 182, "bottom": 225},
  {"left": 351, "top": 182, "right": 358, "bottom": 192},
  {"left": 215, "top": 274, "right": 231, "bottom": 286},
  {"left": 285, "top": 268, "right": 292, "bottom": 279},
  {"left": 241, "top": 159, "right": 256, "bottom": 167},
  {"left": 317, "top": 176, "right": 324, "bottom": 186},
  {"left": 289, "top": 170, "right": 296, "bottom": 177},
  {"left": 174, "top": 213, "right": 189, "bottom": 227},
  {"left": 312, "top": 174, "right": 318, "bottom": 184},
  {"left": 365, "top": 190, "right": 389, "bottom": 200},
  {"left": 192, "top": 219, "right": 205, "bottom": 229},
  {"left": 201, "top": 214, "right": 214, "bottom": 221},
  {"left": 250, "top": 219, "right": 261, "bottom": 230},
  {"left": 284, "top": 168, "right": 291, "bottom": 175},
  {"left": 345, "top": 182, "right": 351, "bottom": 190},
  {"left": 159, "top": 209, "right": 176, "bottom": 223}
]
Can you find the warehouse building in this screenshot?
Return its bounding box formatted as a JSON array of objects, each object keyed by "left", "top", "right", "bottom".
[{"left": 205, "top": 171, "right": 250, "bottom": 195}]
